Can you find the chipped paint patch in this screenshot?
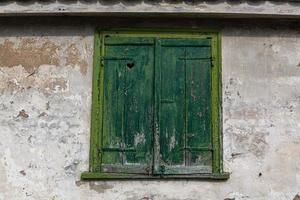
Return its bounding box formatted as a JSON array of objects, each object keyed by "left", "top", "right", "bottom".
[
  {"left": 0, "top": 39, "right": 60, "bottom": 73},
  {"left": 134, "top": 131, "right": 146, "bottom": 147},
  {"left": 0, "top": 38, "right": 90, "bottom": 76},
  {"left": 0, "top": 66, "right": 70, "bottom": 96},
  {"left": 65, "top": 44, "right": 88, "bottom": 75},
  {"left": 42, "top": 77, "right": 68, "bottom": 96},
  {"left": 169, "top": 133, "right": 176, "bottom": 151},
  {"left": 89, "top": 182, "right": 113, "bottom": 194}
]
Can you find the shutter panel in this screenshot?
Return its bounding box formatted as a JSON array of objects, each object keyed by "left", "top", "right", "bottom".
[
  {"left": 101, "top": 37, "right": 154, "bottom": 174},
  {"left": 154, "top": 38, "right": 213, "bottom": 175}
]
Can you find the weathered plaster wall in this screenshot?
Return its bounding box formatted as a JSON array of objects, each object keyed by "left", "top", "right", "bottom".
[{"left": 0, "top": 18, "right": 299, "bottom": 200}]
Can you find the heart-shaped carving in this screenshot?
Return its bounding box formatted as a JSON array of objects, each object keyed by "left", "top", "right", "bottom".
[{"left": 127, "top": 62, "right": 134, "bottom": 69}]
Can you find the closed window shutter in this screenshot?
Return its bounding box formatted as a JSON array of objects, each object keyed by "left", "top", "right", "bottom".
[
  {"left": 100, "top": 36, "right": 215, "bottom": 176},
  {"left": 154, "top": 38, "right": 213, "bottom": 175},
  {"left": 101, "top": 37, "right": 154, "bottom": 174}
]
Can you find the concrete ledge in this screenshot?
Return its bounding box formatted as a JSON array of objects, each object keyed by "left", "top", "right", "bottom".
[{"left": 0, "top": 1, "right": 299, "bottom": 18}]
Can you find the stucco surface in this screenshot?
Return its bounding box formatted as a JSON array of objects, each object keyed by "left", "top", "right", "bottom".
[{"left": 0, "top": 18, "right": 299, "bottom": 200}]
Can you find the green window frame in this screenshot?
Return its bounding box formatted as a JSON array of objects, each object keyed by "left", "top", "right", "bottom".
[{"left": 81, "top": 29, "right": 229, "bottom": 180}]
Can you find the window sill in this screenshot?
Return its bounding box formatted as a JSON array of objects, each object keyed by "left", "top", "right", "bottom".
[{"left": 81, "top": 171, "right": 230, "bottom": 181}]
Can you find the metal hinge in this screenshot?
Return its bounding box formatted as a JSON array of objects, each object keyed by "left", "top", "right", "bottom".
[
  {"left": 100, "top": 56, "right": 134, "bottom": 61},
  {"left": 100, "top": 56, "right": 134, "bottom": 66}
]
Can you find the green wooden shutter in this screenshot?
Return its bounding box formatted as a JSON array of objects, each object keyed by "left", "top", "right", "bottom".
[
  {"left": 101, "top": 37, "right": 154, "bottom": 174},
  {"left": 154, "top": 38, "right": 213, "bottom": 175}
]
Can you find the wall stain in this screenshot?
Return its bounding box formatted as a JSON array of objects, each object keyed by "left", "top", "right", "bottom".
[
  {"left": 89, "top": 182, "right": 113, "bottom": 193},
  {"left": 65, "top": 44, "right": 88, "bottom": 75},
  {"left": 227, "top": 125, "right": 269, "bottom": 158},
  {"left": 64, "top": 160, "right": 80, "bottom": 175},
  {"left": 19, "top": 170, "right": 26, "bottom": 176},
  {"left": 294, "top": 194, "right": 300, "bottom": 200},
  {"left": 0, "top": 39, "right": 60, "bottom": 73},
  {"left": 75, "top": 180, "right": 86, "bottom": 187},
  {"left": 231, "top": 152, "right": 243, "bottom": 159},
  {"left": 17, "top": 110, "right": 29, "bottom": 119},
  {"left": 38, "top": 112, "right": 48, "bottom": 118},
  {"left": 46, "top": 101, "right": 50, "bottom": 110},
  {"left": 141, "top": 197, "right": 153, "bottom": 200}
]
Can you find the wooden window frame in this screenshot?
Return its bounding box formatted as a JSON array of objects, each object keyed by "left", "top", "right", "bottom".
[{"left": 81, "top": 29, "right": 229, "bottom": 180}]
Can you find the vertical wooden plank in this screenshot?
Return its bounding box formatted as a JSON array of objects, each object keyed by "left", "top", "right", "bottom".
[
  {"left": 123, "top": 45, "right": 154, "bottom": 165},
  {"left": 102, "top": 58, "right": 125, "bottom": 165},
  {"left": 160, "top": 46, "right": 185, "bottom": 168},
  {"left": 185, "top": 48, "right": 212, "bottom": 146},
  {"left": 185, "top": 47, "right": 212, "bottom": 167},
  {"left": 153, "top": 38, "right": 161, "bottom": 174}
]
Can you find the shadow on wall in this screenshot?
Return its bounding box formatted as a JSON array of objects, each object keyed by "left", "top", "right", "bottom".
[
  {"left": 0, "top": 0, "right": 299, "bottom": 7},
  {"left": 0, "top": 16, "right": 299, "bottom": 38}
]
